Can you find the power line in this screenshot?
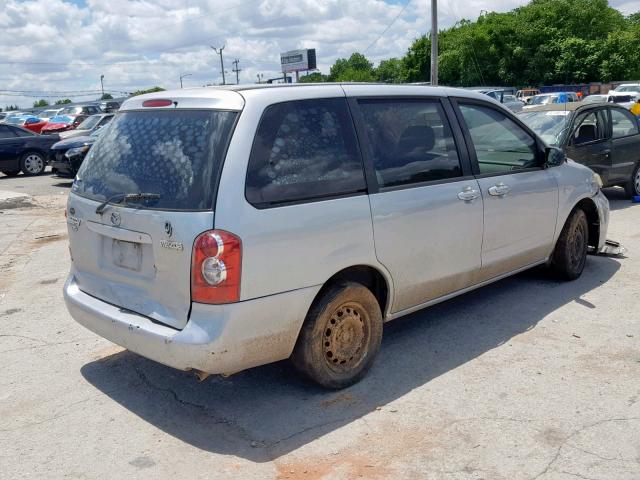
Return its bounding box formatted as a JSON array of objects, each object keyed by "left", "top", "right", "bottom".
[{"left": 363, "top": 0, "right": 412, "bottom": 55}]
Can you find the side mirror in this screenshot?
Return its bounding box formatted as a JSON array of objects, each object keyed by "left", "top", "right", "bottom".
[{"left": 545, "top": 146, "right": 566, "bottom": 167}]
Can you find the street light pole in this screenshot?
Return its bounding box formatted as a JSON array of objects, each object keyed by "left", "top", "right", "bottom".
[
  {"left": 100, "top": 74, "right": 105, "bottom": 98},
  {"left": 430, "top": 0, "right": 438, "bottom": 86},
  {"left": 232, "top": 59, "right": 241, "bottom": 85},
  {"left": 179, "top": 73, "right": 192, "bottom": 89},
  {"left": 210, "top": 45, "right": 226, "bottom": 85}
]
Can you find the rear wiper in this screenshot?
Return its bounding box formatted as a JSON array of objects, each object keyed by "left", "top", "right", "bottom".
[{"left": 95, "top": 192, "right": 161, "bottom": 214}]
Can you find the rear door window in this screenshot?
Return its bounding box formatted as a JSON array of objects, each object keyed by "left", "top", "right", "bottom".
[
  {"left": 245, "top": 98, "right": 365, "bottom": 207},
  {"left": 73, "top": 109, "right": 238, "bottom": 210},
  {"left": 0, "top": 125, "right": 17, "bottom": 139},
  {"left": 610, "top": 109, "right": 639, "bottom": 138},
  {"left": 357, "top": 98, "right": 462, "bottom": 187}
]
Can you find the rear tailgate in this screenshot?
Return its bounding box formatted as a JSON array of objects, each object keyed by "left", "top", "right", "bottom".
[
  {"left": 67, "top": 195, "right": 212, "bottom": 330},
  {"left": 66, "top": 92, "right": 242, "bottom": 330}
]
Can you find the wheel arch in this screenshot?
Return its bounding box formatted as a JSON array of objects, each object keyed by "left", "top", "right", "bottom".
[
  {"left": 310, "top": 265, "right": 393, "bottom": 320},
  {"left": 572, "top": 197, "right": 600, "bottom": 248}
]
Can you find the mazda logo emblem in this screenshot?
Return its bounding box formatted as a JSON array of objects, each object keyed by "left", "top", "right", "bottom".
[
  {"left": 164, "top": 221, "right": 173, "bottom": 237},
  {"left": 110, "top": 212, "right": 121, "bottom": 226}
]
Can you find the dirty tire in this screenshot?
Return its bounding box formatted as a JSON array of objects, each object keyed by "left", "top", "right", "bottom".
[
  {"left": 624, "top": 163, "right": 640, "bottom": 198},
  {"left": 551, "top": 208, "right": 589, "bottom": 280},
  {"left": 1, "top": 170, "right": 20, "bottom": 177},
  {"left": 291, "top": 282, "right": 383, "bottom": 389},
  {"left": 20, "top": 152, "right": 46, "bottom": 175}
]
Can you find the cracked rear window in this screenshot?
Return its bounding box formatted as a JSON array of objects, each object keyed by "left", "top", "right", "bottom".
[{"left": 72, "top": 109, "right": 237, "bottom": 210}]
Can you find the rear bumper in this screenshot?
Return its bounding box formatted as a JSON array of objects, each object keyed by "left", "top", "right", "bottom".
[{"left": 64, "top": 274, "right": 320, "bottom": 374}]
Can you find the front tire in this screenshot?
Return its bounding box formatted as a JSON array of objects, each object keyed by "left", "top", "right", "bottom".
[
  {"left": 1, "top": 170, "right": 20, "bottom": 177},
  {"left": 291, "top": 282, "right": 383, "bottom": 389},
  {"left": 20, "top": 152, "right": 46, "bottom": 175},
  {"left": 624, "top": 163, "right": 640, "bottom": 198},
  {"left": 551, "top": 209, "right": 589, "bottom": 280}
]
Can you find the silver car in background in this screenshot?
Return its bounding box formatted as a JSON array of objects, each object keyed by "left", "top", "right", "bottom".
[{"left": 63, "top": 85, "right": 609, "bottom": 389}]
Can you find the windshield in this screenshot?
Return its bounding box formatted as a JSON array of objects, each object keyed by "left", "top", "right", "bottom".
[
  {"left": 59, "top": 107, "right": 80, "bottom": 115},
  {"left": 49, "top": 115, "right": 74, "bottom": 124},
  {"left": 518, "top": 110, "right": 570, "bottom": 146},
  {"left": 531, "top": 95, "right": 557, "bottom": 105},
  {"left": 40, "top": 109, "right": 59, "bottom": 118},
  {"left": 611, "top": 95, "right": 634, "bottom": 103},
  {"left": 77, "top": 115, "right": 102, "bottom": 130},
  {"left": 614, "top": 86, "right": 640, "bottom": 93},
  {"left": 73, "top": 109, "right": 238, "bottom": 210},
  {"left": 583, "top": 95, "right": 606, "bottom": 103},
  {"left": 4, "top": 116, "right": 23, "bottom": 125}
]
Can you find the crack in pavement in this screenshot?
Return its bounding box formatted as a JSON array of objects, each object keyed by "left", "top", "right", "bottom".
[
  {"left": 530, "top": 417, "right": 640, "bottom": 480},
  {"left": 133, "top": 367, "right": 260, "bottom": 446}
]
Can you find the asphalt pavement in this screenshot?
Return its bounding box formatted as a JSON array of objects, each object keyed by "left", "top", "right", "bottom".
[{"left": 0, "top": 173, "right": 638, "bottom": 480}]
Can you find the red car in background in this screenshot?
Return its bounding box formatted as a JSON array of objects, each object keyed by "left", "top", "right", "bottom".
[
  {"left": 23, "top": 117, "right": 48, "bottom": 133},
  {"left": 40, "top": 114, "right": 87, "bottom": 135},
  {"left": 40, "top": 104, "right": 102, "bottom": 135},
  {"left": 4, "top": 115, "right": 47, "bottom": 133}
]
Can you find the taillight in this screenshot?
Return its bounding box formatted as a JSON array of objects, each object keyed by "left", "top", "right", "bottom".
[{"left": 191, "top": 230, "right": 241, "bottom": 304}]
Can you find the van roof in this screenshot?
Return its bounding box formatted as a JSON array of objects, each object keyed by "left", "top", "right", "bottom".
[{"left": 120, "top": 83, "right": 501, "bottom": 112}]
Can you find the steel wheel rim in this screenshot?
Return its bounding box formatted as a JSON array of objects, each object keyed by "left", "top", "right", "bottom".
[
  {"left": 634, "top": 169, "right": 640, "bottom": 195},
  {"left": 24, "top": 154, "right": 43, "bottom": 174},
  {"left": 323, "top": 302, "right": 369, "bottom": 373},
  {"left": 568, "top": 221, "right": 586, "bottom": 269}
]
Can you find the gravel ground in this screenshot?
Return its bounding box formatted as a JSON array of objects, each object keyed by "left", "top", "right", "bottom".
[{"left": 0, "top": 175, "right": 638, "bottom": 480}]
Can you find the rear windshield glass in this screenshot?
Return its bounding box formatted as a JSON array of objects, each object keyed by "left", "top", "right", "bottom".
[{"left": 72, "top": 110, "right": 237, "bottom": 210}]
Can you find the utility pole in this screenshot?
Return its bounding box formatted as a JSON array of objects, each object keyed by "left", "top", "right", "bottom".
[
  {"left": 210, "top": 45, "right": 226, "bottom": 85},
  {"left": 430, "top": 0, "right": 438, "bottom": 86},
  {"left": 100, "top": 74, "right": 105, "bottom": 98},
  {"left": 179, "top": 73, "right": 192, "bottom": 89},
  {"left": 232, "top": 59, "right": 241, "bottom": 85}
]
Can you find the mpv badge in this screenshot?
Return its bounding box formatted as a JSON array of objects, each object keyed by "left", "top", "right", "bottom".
[
  {"left": 164, "top": 221, "right": 173, "bottom": 237},
  {"left": 110, "top": 211, "right": 121, "bottom": 227}
]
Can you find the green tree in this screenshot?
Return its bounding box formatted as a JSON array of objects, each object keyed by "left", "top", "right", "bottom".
[
  {"left": 33, "top": 99, "right": 49, "bottom": 108},
  {"left": 328, "top": 53, "right": 375, "bottom": 82},
  {"left": 130, "top": 86, "right": 165, "bottom": 96},
  {"left": 299, "top": 72, "right": 328, "bottom": 83},
  {"left": 55, "top": 99, "right": 72, "bottom": 105},
  {"left": 100, "top": 93, "right": 113, "bottom": 100},
  {"left": 375, "top": 58, "right": 406, "bottom": 83}
]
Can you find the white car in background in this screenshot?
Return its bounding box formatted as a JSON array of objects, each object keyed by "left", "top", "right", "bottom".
[{"left": 612, "top": 83, "right": 640, "bottom": 96}]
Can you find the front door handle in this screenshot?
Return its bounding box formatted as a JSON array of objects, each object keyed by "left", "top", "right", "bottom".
[
  {"left": 488, "top": 182, "right": 510, "bottom": 196},
  {"left": 457, "top": 186, "right": 480, "bottom": 202},
  {"left": 592, "top": 150, "right": 611, "bottom": 157}
]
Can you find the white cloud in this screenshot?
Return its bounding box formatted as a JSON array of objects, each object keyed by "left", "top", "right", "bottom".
[{"left": 0, "top": 0, "right": 636, "bottom": 109}]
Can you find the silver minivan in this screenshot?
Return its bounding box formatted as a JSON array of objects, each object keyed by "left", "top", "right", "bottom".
[{"left": 64, "top": 84, "right": 610, "bottom": 388}]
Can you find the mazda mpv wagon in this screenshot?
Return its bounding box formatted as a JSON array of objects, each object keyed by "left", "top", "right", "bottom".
[{"left": 64, "top": 84, "right": 610, "bottom": 389}]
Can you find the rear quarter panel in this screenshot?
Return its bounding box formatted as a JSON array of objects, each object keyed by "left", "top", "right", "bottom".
[{"left": 213, "top": 86, "right": 392, "bottom": 306}]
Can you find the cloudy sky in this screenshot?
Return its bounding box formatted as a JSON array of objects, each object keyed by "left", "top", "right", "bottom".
[{"left": 0, "top": 0, "right": 637, "bottom": 109}]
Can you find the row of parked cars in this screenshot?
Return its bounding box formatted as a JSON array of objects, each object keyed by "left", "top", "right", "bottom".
[
  {"left": 481, "top": 83, "right": 640, "bottom": 116},
  {"left": 0, "top": 105, "right": 115, "bottom": 176}
]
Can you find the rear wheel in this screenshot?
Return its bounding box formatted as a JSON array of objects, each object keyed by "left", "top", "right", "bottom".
[
  {"left": 551, "top": 209, "right": 589, "bottom": 280},
  {"left": 20, "top": 152, "right": 46, "bottom": 175},
  {"left": 291, "top": 282, "right": 383, "bottom": 389},
  {"left": 1, "top": 170, "right": 20, "bottom": 177},
  {"left": 624, "top": 163, "right": 640, "bottom": 198}
]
